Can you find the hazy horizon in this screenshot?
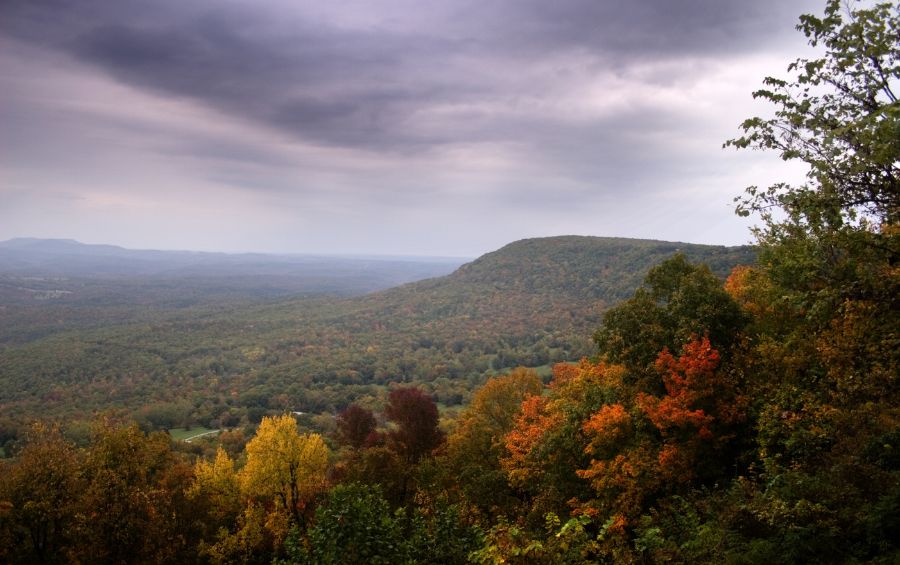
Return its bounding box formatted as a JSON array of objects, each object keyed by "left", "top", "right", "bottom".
[
  {"left": 0, "top": 235, "right": 474, "bottom": 260},
  {"left": 2, "top": 0, "right": 819, "bottom": 257},
  {"left": 0, "top": 232, "right": 755, "bottom": 261}
]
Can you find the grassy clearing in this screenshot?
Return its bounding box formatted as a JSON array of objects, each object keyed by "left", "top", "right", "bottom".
[{"left": 168, "top": 426, "right": 219, "bottom": 442}]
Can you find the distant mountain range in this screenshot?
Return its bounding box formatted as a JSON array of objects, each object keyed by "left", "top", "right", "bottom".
[
  {"left": 0, "top": 238, "right": 468, "bottom": 303},
  {"left": 0, "top": 238, "right": 464, "bottom": 268}
]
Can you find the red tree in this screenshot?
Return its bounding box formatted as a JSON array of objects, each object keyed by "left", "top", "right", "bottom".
[
  {"left": 335, "top": 404, "right": 378, "bottom": 449},
  {"left": 384, "top": 388, "right": 444, "bottom": 463}
]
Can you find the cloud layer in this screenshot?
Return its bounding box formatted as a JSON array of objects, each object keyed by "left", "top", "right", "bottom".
[{"left": 0, "top": 0, "right": 819, "bottom": 255}]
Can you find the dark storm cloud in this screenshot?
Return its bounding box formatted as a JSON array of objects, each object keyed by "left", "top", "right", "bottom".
[
  {"left": 1, "top": 0, "right": 818, "bottom": 154},
  {"left": 505, "top": 0, "right": 795, "bottom": 54}
]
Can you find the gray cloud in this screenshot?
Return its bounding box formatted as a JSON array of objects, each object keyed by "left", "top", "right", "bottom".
[
  {"left": 0, "top": 0, "right": 821, "bottom": 255},
  {"left": 2, "top": 0, "right": 818, "bottom": 154}
]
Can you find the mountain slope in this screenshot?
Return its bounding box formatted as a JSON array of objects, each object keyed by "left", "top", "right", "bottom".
[
  {"left": 0, "top": 236, "right": 755, "bottom": 437},
  {"left": 450, "top": 236, "right": 751, "bottom": 298}
]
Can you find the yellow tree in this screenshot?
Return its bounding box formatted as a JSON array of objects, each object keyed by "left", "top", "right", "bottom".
[
  {"left": 189, "top": 446, "right": 241, "bottom": 539},
  {"left": 239, "top": 415, "right": 328, "bottom": 528}
]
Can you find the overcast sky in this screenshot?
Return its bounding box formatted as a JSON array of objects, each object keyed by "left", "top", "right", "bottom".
[{"left": 0, "top": 0, "right": 821, "bottom": 256}]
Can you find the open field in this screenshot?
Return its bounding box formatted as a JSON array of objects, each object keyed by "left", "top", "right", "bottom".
[{"left": 168, "top": 426, "right": 220, "bottom": 442}]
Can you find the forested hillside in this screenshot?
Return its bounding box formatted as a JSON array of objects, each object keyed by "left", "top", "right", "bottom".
[{"left": 0, "top": 236, "right": 753, "bottom": 446}]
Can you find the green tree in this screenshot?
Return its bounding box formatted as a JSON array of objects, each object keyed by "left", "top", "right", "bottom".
[
  {"left": 727, "top": 0, "right": 898, "bottom": 228},
  {"left": 593, "top": 254, "right": 747, "bottom": 387},
  {"left": 725, "top": 0, "right": 898, "bottom": 316},
  {"left": 717, "top": 2, "right": 900, "bottom": 562},
  {"left": 404, "top": 498, "right": 484, "bottom": 565},
  {"left": 287, "top": 481, "right": 483, "bottom": 565},
  {"left": 288, "top": 483, "right": 406, "bottom": 565}
]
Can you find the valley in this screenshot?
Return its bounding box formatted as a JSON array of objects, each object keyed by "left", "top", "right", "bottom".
[{"left": 0, "top": 235, "right": 754, "bottom": 447}]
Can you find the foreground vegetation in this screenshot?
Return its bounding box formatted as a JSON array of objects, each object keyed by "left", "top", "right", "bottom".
[{"left": 1, "top": 1, "right": 897, "bottom": 562}]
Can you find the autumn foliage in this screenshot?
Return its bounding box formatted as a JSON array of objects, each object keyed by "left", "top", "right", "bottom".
[
  {"left": 335, "top": 404, "right": 378, "bottom": 449},
  {"left": 384, "top": 387, "right": 445, "bottom": 463}
]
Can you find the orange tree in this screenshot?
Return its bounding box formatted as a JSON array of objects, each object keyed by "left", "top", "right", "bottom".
[{"left": 442, "top": 368, "right": 543, "bottom": 519}]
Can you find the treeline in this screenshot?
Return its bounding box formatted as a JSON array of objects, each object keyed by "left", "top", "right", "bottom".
[{"left": 0, "top": 395, "right": 476, "bottom": 564}]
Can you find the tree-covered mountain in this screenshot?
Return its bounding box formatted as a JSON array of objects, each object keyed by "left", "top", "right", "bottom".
[
  {"left": 450, "top": 236, "right": 751, "bottom": 300},
  {"left": 0, "top": 236, "right": 754, "bottom": 441}
]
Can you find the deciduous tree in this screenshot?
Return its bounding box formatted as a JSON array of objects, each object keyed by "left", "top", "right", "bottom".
[
  {"left": 0, "top": 423, "right": 82, "bottom": 564},
  {"left": 75, "top": 419, "right": 187, "bottom": 564},
  {"left": 240, "top": 415, "right": 328, "bottom": 527},
  {"left": 189, "top": 446, "right": 242, "bottom": 542},
  {"left": 445, "top": 368, "right": 543, "bottom": 517},
  {"left": 594, "top": 254, "right": 746, "bottom": 386},
  {"left": 384, "top": 387, "right": 444, "bottom": 464},
  {"left": 335, "top": 404, "right": 377, "bottom": 450}
]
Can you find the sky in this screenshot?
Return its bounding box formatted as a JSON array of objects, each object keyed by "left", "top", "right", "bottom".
[{"left": 0, "top": 0, "right": 821, "bottom": 257}]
